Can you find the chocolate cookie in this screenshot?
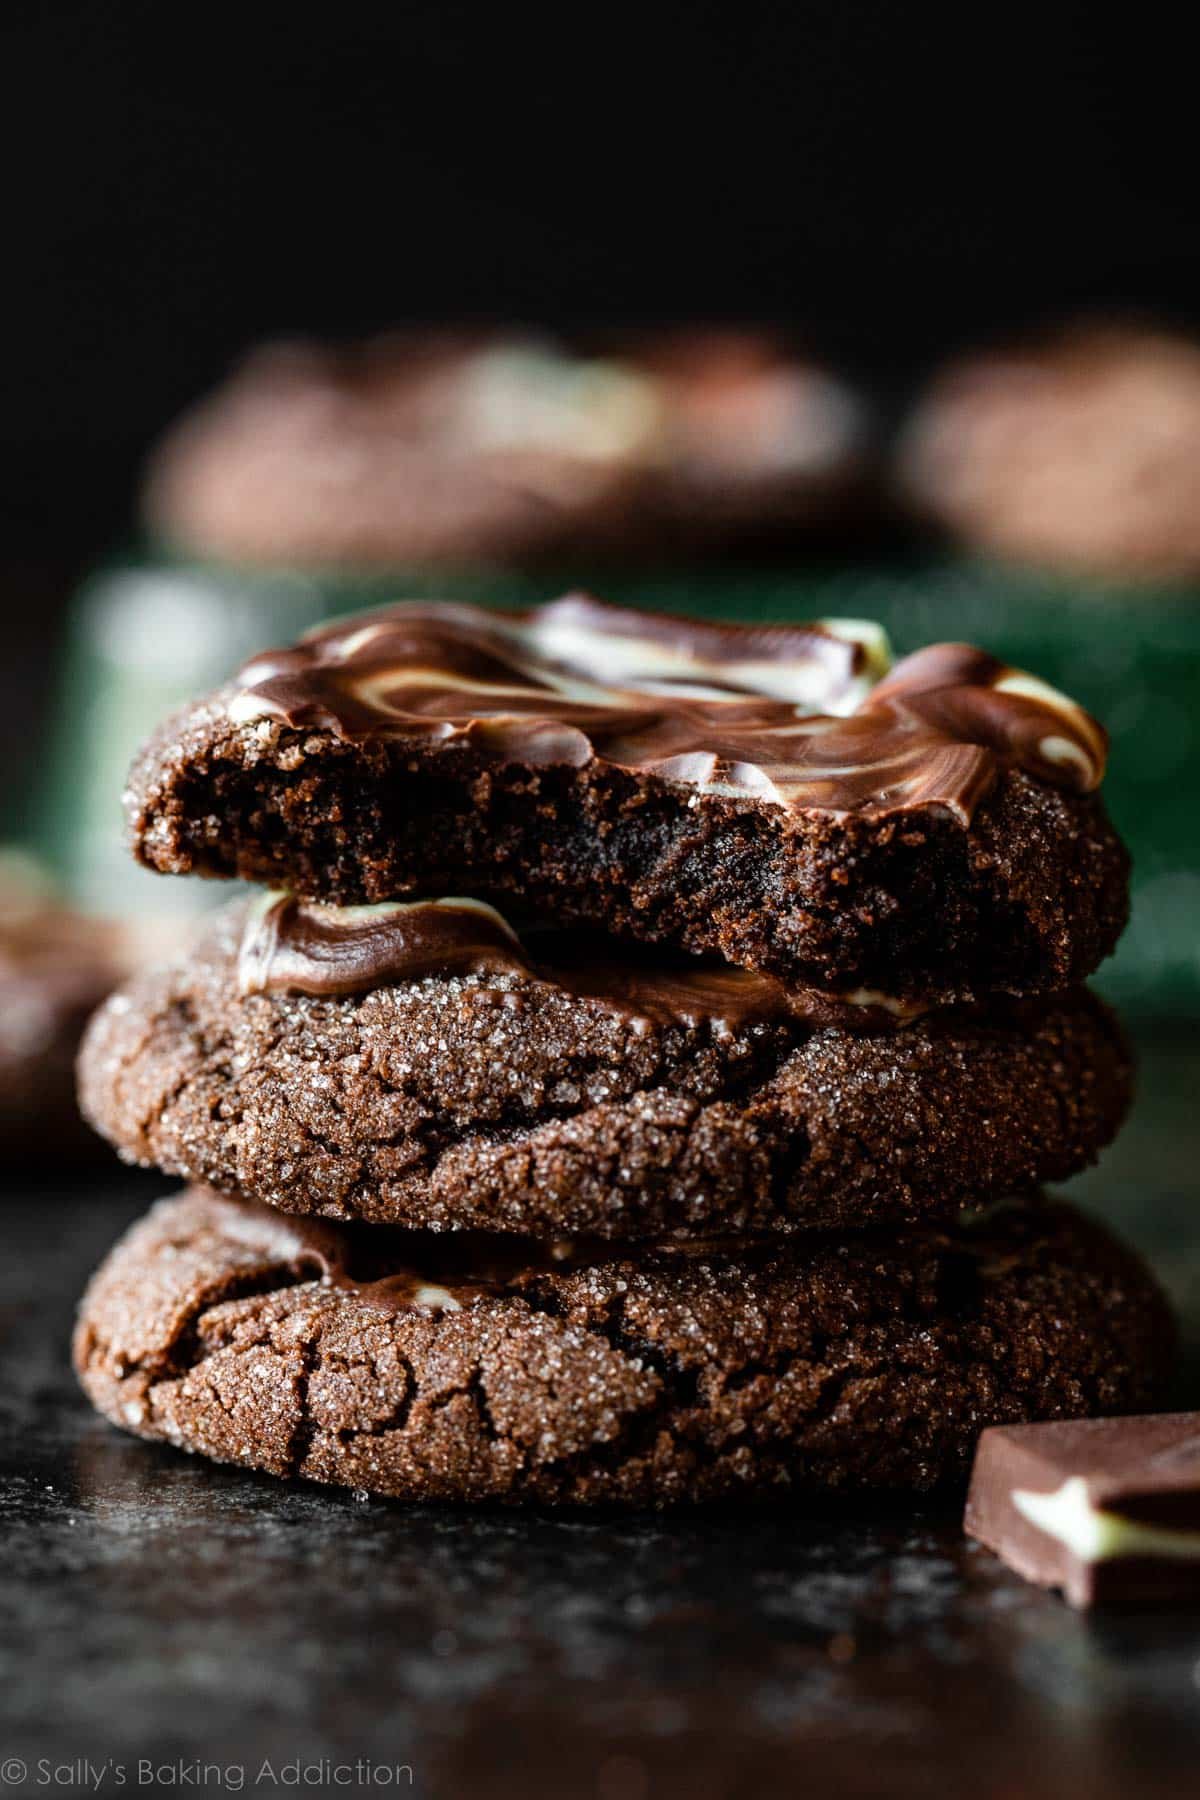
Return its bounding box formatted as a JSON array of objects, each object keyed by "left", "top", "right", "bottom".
[
  {"left": 125, "top": 596, "right": 1128, "bottom": 1004},
  {"left": 899, "top": 320, "right": 1200, "bottom": 582},
  {"left": 0, "top": 852, "right": 132, "bottom": 1159},
  {"left": 74, "top": 1187, "right": 1174, "bottom": 1507},
  {"left": 142, "top": 331, "right": 870, "bottom": 568},
  {"left": 589, "top": 328, "right": 873, "bottom": 544},
  {"left": 77, "top": 895, "right": 1131, "bottom": 1238}
]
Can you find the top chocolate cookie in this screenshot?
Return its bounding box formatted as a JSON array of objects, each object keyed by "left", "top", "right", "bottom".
[{"left": 125, "top": 596, "right": 1128, "bottom": 1001}]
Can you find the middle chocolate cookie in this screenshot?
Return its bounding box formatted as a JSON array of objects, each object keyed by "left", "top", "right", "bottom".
[{"left": 78, "top": 895, "right": 1131, "bottom": 1239}]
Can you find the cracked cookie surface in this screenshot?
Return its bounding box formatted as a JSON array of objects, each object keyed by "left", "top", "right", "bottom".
[
  {"left": 74, "top": 1187, "right": 1174, "bottom": 1507},
  {"left": 77, "top": 902, "right": 1132, "bottom": 1237}
]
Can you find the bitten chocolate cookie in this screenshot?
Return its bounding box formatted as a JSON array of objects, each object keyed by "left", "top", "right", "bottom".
[
  {"left": 74, "top": 1187, "right": 1175, "bottom": 1507},
  {"left": 142, "top": 330, "right": 870, "bottom": 568},
  {"left": 125, "top": 597, "right": 1128, "bottom": 1005},
  {"left": 899, "top": 320, "right": 1200, "bottom": 582},
  {"left": 77, "top": 896, "right": 1132, "bottom": 1238}
]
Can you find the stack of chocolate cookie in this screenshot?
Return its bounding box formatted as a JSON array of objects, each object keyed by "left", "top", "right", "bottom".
[{"left": 74, "top": 597, "right": 1173, "bottom": 1505}]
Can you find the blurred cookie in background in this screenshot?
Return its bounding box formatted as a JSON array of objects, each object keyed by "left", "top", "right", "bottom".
[
  {"left": 142, "top": 329, "right": 874, "bottom": 568},
  {"left": 897, "top": 320, "right": 1200, "bottom": 585},
  {"left": 0, "top": 849, "right": 168, "bottom": 1164},
  {"left": 598, "top": 328, "right": 873, "bottom": 547},
  {"left": 142, "top": 332, "right": 656, "bottom": 568}
]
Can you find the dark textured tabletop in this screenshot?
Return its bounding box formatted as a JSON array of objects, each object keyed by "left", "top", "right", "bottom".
[{"left": 2, "top": 1027, "right": 1198, "bottom": 1800}]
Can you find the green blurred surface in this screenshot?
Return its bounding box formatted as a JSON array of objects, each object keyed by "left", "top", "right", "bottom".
[
  {"left": 35, "top": 549, "right": 1200, "bottom": 1013},
  {"left": 1071, "top": 1026, "right": 1200, "bottom": 1386}
]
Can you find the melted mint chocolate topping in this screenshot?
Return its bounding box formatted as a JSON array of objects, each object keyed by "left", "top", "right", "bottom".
[
  {"left": 217, "top": 1189, "right": 798, "bottom": 1318},
  {"left": 226, "top": 595, "right": 1107, "bottom": 823},
  {"left": 237, "top": 894, "right": 525, "bottom": 998},
  {"left": 236, "top": 894, "right": 926, "bottom": 1033}
]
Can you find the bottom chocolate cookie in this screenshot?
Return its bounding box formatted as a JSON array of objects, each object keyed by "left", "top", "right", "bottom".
[{"left": 74, "top": 1189, "right": 1174, "bottom": 1508}]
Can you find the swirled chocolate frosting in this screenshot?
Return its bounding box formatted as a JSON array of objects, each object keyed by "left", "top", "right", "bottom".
[
  {"left": 236, "top": 892, "right": 525, "bottom": 998},
  {"left": 237, "top": 892, "right": 929, "bottom": 1032},
  {"left": 222, "top": 1191, "right": 800, "bottom": 1318},
  {"left": 221, "top": 1193, "right": 579, "bottom": 1317},
  {"left": 225, "top": 594, "right": 1107, "bottom": 823}
]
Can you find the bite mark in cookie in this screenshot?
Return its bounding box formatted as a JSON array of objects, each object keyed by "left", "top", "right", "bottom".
[{"left": 124, "top": 598, "right": 1128, "bottom": 1003}]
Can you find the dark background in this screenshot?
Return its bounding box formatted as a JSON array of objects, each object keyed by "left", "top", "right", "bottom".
[{"left": 5, "top": 5, "right": 1195, "bottom": 554}]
